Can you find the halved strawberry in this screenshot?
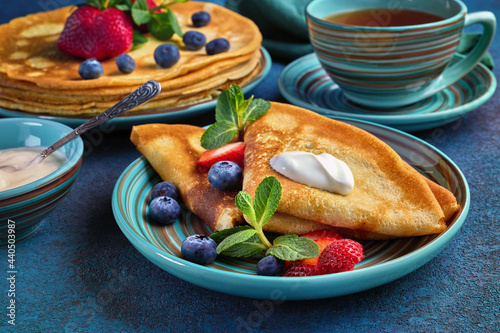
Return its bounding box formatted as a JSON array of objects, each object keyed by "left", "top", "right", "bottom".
[
  {"left": 283, "top": 236, "right": 363, "bottom": 277},
  {"left": 283, "top": 236, "right": 339, "bottom": 276},
  {"left": 283, "top": 263, "right": 316, "bottom": 277},
  {"left": 316, "top": 239, "right": 364, "bottom": 275},
  {"left": 302, "top": 229, "right": 343, "bottom": 241},
  {"left": 300, "top": 237, "right": 339, "bottom": 266},
  {"left": 198, "top": 142, "right": 245, "bottom": 169}
]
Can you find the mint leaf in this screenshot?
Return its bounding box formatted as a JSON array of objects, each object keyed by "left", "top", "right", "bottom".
[
  {"left": 109, "top": 0, "right": 131, "bottom": 10},
  {"left": 216, "top": 229, "right": 258, "bottom": 254},
  {"left": 266, "top": 235, "right": 319, "bottom": 261},
  {"left": 86, "top": 0, "right": 101, "bottom": 9},
  {"left": 238, "top": 97, "right": 253, "bottom": 118},
  {"left": 200, "top": 121, "right": 238, "bottom": 149},
  {"left": 210, "top": 225, "right": 254, "bottom": 244},
  {"left": 229, "top": 85, "right": 245, "bottom": 116},
  {"left": 167, "top": 8, "right": 183, "bottom": 37},
  {"left": 115, "top": 3, "right": 132, "bottom": 11},
  {"left": 235, "top": 191, "right": 256, "bottom": 223},
  {"left": 242, "top": 99, "right": 271, "bottom": 123},
  {"left": 131, "top": 0, "right": 152, "bottom": 25},
  {"left": 219, "top": 235, "right": 266, "bottom": 257},
  {"left": 165, "top": 0, "right": 190, "bottom": 5},
  {"left": 203, "top": 84, "right": 272, "bottom": 149},
  {"left": 254, "top": 176, "right": 282, "bottom": 228},
  {"left": 215, "top": 90, "right": 238, "bottom": 123},
  {"left": 148, "top": 13, "right": 175, "bottom": 40},
  {"left": 132, "top": 29, "right": 148, "bottom": 49}
]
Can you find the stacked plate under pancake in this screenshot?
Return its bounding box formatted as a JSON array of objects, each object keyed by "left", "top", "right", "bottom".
[{"left": 0, "top": 2, "right": 263, "bottom": 116}]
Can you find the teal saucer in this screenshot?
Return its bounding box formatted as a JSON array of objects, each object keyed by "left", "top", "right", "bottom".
[{"left": 278, "top": 53, "right": 496, "bottom": 132}]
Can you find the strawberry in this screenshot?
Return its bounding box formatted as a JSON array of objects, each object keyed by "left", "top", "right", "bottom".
[
  {"left": 282, "top": 262, "right": 316, "bottom": 277},
  {"left": 316, "top": 239, "right": 364, "bottom": 275},
  {"left": 58, "top": 5, "right": 133, "bottom": 60},
  {"left": 198, "top": 142, "right": 246, "bottom": 169},
  {"left": 302, "top": 229, "right": 343, "bottom": 241},
  {"left": 300, "top": 237, "right": 338, "bottom": 266},
  {"left": 283, "top": 236, "right": 338, "bottom": 277},
  {"left": 283, "top": 236, "right": 364, "bottom": 277}
]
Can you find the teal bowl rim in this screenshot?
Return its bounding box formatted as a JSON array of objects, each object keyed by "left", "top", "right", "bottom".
[
  {"left": 305, "top": 0, "right": 467, "bottom": 31},
  {"left": 112, "top": 117, "right": 470, "bottom": 299},
  {"left": 0, "top": 118, "right": 84, "bottom": 200}
]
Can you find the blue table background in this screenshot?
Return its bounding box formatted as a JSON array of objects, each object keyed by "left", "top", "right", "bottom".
[{"left": 1, "top": 1, "right": 498, "bottom": 332}]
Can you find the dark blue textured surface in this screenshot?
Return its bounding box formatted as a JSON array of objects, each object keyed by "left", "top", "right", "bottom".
[{"left": 1, "top": 1, "right": 498, "bottom": 332}]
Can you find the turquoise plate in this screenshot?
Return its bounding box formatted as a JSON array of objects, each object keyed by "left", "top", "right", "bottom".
[
  {"left": 112, "top": 118, "right": 469, "bottom": 300},
  {"left": 0, "top": 48, "right": 271, "bottom": 130},
  {"left": 279, "top": 53, "right": 496, "bottom": 132}
]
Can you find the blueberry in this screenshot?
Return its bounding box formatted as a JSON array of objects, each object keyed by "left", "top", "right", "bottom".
[
  {"left": 256, "top": 255, "right": 285, "bottom": 276},
  {"left": 191, "top": 11, "right": 211, "bottom": 27},
  {"left": 78, "top": 58, "right": 103, "bottom": 79},
  {"left": 183, "top": 31, "right": 206, "bottom": 51},
  {"left": 148, "top": 196, "right": 181, "bottom": 225},
  {"left": 181, "top": 234, "right": 217, "bottom": 265},
  {"left": 116, "top": 54, "right": 136, "bottom": 74},
  {"left": 205, "top": 38, "right": 230, "bottom": 55},
  {"left": 151, "top": 181, "right": 178, "bottom": 201},
  {"left": 154, "top": 44, "right": 180, "bottom": 68},
  {"left": 208, "top": 161, "right": 242, "bottom": 191}
]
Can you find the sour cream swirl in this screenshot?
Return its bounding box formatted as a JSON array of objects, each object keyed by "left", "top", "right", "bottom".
[{"left": 270, "top": 151, "right": 354, "bottom": 195}]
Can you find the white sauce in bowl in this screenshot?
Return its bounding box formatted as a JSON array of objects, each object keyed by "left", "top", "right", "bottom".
[{"left": 0, "top": 147, "right": 67, "bottom": 192}]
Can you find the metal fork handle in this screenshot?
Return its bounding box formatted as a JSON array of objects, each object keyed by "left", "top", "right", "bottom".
[{"left": 39, "top": 80, "right": 161, "bottom": 159}]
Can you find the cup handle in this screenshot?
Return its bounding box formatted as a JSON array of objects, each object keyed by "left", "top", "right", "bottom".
[{"left": 424, "top": 11, "right": 496, "bottom": 98}]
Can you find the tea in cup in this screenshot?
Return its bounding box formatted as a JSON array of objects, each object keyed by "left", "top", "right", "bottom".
[{"left": 305, "top": 0, "right": 496, "bottom": 108}]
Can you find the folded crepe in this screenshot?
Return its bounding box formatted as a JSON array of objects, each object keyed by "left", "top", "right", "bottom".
[
  {"left": 243, "top": 103, "right": 460, "bottom": 239},
  {"left": 131, "top": 124, "right": 243, "bottom": 231},
  {"left": 130, "top": 102, "right": 460, "bottom": 239}
]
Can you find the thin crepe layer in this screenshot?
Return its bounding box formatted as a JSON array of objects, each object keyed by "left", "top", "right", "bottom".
[
  {"left": 0, "top": 57, "right": 262, "bottom": 116},
  {"left": 0, "top": 51, "right": 259, "bottom": 101}
]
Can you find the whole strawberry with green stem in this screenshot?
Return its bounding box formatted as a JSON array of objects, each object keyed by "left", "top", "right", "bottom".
[{"left": 57, "top": 0, "right": 134, "bottom": 60}]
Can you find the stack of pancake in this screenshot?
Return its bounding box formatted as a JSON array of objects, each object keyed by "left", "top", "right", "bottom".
[{"left": 0, "top": 2, "right": 263, "bottom": 116}]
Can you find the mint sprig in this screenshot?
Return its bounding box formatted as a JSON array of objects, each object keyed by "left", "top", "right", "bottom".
[
  {"left": 201, "top": 84, "right": 271, "bottom": 149},
  {"left": 84, "top": 0, "right": 132, "bottom": 10},
  {"left": 113, "top": 0, "right": 188, "bottom": 46},
  {"left": 210, "top": 177, "right": 319, "bottom": 261}
]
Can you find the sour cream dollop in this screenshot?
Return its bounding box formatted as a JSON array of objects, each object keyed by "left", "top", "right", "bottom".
[{"left": 270, "top": 151, "right": 354, "bottom": 195}]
